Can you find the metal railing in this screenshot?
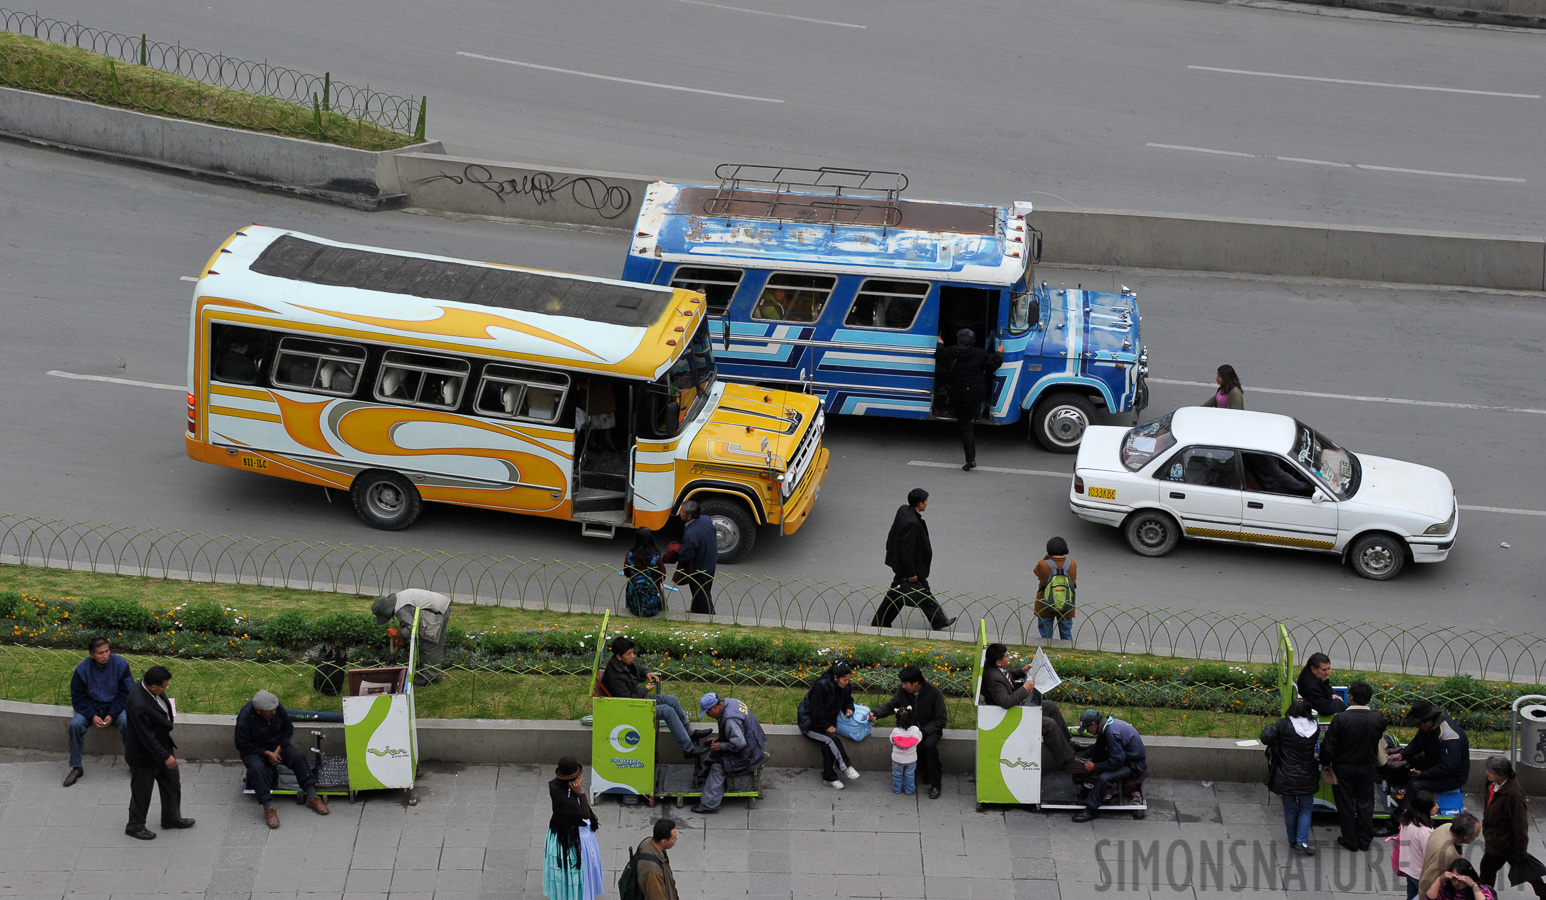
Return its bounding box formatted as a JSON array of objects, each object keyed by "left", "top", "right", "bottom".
[
  {"left": 1, "top": 8, "right": 425, "bottom": 143},
  {"left": 2, "top": 513, "right": 1543, "bottom": 683}
]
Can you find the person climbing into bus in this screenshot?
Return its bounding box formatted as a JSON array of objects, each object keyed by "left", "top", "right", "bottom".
[{"left": 934, "top": 329, "right": 1002, "bottom": 471}]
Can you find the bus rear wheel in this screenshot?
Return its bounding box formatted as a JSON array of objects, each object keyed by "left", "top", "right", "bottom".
[
  {"left": 698, "top": 499, "right": 756, "bottom": 564},
  {"left": 351, "top": 470, "right": 422, "bottom": 531}
]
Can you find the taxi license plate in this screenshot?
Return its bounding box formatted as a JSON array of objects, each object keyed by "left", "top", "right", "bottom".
[
  {"left": 1088, "top": 486, "right": 1116, "bottom": 500},
  {"left": 239, "top": 455, "right": 269, "bottom": 471}
]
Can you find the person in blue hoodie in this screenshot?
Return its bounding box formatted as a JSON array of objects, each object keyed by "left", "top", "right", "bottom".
[
  {"left": 1072, "top": 709, "right": 1148, "bottom": 822},
  {"left": 64, "top": 637, "right": 134, "bottom": 786}
]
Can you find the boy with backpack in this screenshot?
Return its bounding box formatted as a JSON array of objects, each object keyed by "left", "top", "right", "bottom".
[{"left": 1033, "top": 536, "right": 1077, "bottom": 641}]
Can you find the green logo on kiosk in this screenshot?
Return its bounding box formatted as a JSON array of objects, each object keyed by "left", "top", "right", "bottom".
[{"left": 609, "top": 724, "right": 642, "bottom": 753}]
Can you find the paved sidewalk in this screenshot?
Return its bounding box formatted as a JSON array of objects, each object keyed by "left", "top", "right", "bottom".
[{"left": 2, "top": 747, "right": 1543, "bottom": 899}]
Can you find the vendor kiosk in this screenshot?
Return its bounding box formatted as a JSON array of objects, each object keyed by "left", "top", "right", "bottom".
[
  {"left": 974, "top": 622, "right": 1043, "bottom": 807},
  {"left": 342, "top": 607, "right": 422, "bottom": 805}
]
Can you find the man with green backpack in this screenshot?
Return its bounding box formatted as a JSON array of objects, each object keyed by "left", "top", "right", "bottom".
[{"left": 1033, "top": 536, "right": 1077, "bottom": 640}]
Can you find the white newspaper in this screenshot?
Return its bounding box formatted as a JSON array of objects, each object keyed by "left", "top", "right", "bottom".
[{"left": 1026, "top": 647, "right": 1062, "bottom": 695}]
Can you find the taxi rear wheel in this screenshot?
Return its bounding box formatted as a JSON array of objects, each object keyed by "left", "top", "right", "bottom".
[
  {"left": 1349, "top": 532, "right": 1405, "bottom": 580},
  {"left": 699, "top": 499, "right": 756, "bottom": 564},
  {"left": 1032, "top": 392, "right": 1096, "bottom": 454},
  {"left": 351, "top": 469, "right": 422, "bottom": 531},
  {"left": 1124, "top": 510, "right": 1179, "bottom": 557}
]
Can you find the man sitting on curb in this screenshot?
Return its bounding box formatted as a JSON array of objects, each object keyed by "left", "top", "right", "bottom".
[
  {"left": 1072, "top": 708, "right": 1147, "bottom": 823},
  {"left": 690, "top": 692, "right": 767, "bottom": 815},
  {"left": 64, "top": 637, "right": 133, "bottom": 787},
  {"left": 602, "top": 636, "right": 710, "bottom": 758},
  {"left": 869, "top": 665, "right": 949, "bottom": 799},
  {"left": 236, "top": 690, "right": 329, "bottom": 828}
]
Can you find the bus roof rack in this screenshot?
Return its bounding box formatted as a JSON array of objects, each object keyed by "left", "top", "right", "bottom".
[{"left": 705, "top": 164, "right": 910, "bottom": 235}]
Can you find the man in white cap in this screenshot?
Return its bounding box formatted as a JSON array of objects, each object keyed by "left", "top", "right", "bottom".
[
  {"left": 372, "top": 589, "right": 452, "bottom": 685},
  {"left": 236, "top": 690, "right": 329, "bottom": 828}
]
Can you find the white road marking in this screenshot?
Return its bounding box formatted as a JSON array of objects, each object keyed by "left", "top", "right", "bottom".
[
  {"left": 1149, "top": 378, "right": 1546, "bottom": 416},
  {"left": 1145, "top": 143, "right": 1523, "bottom": 183},
  {"left": 909, "top": 459, "right": 1545, "bottom": 517},
  {"left": 907, "top": 460, "right": 1070, "bottom": 479},
  {"left": 669, "top": 0, "right": 865, "bottom": 27},
  {"left": 1187, "top": 65, "right": 1541, "bottom": 99},
  {"left": 457, "top": 51, "right": 784, "bottom": 103},
  {"left": 48, "top": 370, "right": 183, "bottom": 392},
  {"left": 179, "top": 275, "right": 198, "bottom": 282}
]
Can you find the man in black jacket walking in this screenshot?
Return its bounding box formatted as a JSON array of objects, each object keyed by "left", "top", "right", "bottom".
[
  {"left": 1318, "top": 680, "right": 1385, "bottom": 852},
  {"left": 123, "top": 666, "right": 194, "bottom": 840},
  {"left": 935, "top": 329, "right": 1002, "bottom": 471},
  {"left": 871, "top": 489, "right": 957, "bottom": 631},
  {"left": 869, "top": 665, "right": 949, "bottom": 799}
]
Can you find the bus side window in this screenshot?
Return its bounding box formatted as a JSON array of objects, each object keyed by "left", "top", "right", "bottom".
[
  {"left": 1008, "top": 290, "right": 1040, "bottom": 333},
  {"left": 844, "top": 279, "right": 928, "bottom": 330},
  {"left": 211, "top": 324, "right": 269, "bottom": 385},
  {"left": 474, "top": 364, "right": 569, "bottom": 424},
  {"left": 269, "top": 336, "right": 367, "bottom": 396},
  {"left": 751, "top": 272, "right": 836, "bottom": 324},
  {"left": 669, "top": 266, "right": 743, "bottom": 316},
  {"left": 375, "top": 350, "right": 468, "bottom": 409}
]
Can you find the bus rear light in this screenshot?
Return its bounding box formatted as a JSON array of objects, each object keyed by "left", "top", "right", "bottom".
[{"left": 1073, "top": 475, "right": 1085, "bottom": 494}]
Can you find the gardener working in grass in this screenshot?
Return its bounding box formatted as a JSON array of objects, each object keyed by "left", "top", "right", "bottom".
[
  {"left": 63, "top": 636, "right": 133, "bottom": 787},
  {"left": 601, "top": 636, "right": 710, "bottom": 758},
  {"left": 235, "top": 690, "right": 329, "bottom": 829},
  {"left": 371, "top": 589, "right": 451, "bottom": 685}
]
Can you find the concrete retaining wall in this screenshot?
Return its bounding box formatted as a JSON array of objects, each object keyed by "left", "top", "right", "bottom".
[
  {"left": 394, "top": 153, "right": 649, "bottom": 231},
  {"left": 1026, "top": 207, "right": 1546, "bottom": 292},
  {"left": 1286, "top": 0, "right": 1546, "bottom": 28},
  {"left": 0, "top": 87, "right": 443, "bottom": 207},
  {"left": 7, "top": 700, "right": 1542, "bottom": 795}
]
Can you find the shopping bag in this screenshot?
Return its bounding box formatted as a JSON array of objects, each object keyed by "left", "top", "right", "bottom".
[{"left": 836, "top": 704, "right": 873, "bottom": 741}]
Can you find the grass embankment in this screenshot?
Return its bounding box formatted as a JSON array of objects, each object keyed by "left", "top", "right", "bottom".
[
  {"left": 0, "top": 31, "right": 416, "bottom": 151},
  {"left": 0, "top": 565, "right": 1513, "bottom": 746}
]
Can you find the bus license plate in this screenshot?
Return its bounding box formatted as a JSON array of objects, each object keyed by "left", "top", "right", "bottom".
[{"left": 240, "top": 455, "right": 269, "bottom": 471}]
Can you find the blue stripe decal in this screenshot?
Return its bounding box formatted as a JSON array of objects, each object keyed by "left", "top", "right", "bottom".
[{"left": 831, "top": 329, "right": 937, "bottom": 348}]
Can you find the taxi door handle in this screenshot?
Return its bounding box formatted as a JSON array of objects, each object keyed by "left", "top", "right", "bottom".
[
  {"left": 1169, "top": 491, "right": 1185, "bottom": 499},
  {"left": 1248, "top": 501, "right": 1264, "bottom": 509}
]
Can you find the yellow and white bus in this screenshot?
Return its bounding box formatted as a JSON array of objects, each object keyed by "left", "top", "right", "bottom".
[{"left": 184, "top": 226, "right": 829, "bottom": 561}]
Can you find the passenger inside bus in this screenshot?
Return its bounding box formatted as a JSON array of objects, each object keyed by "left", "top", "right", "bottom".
[
  {"left": 214, "top": 332, "right": 261, "bottom": 385},
  {"left": 317, "top": 361, "right": 358, "bottom": 394}
]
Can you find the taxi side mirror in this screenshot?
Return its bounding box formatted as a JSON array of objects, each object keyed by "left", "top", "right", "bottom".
[{"left": 1311, "top": 491, "right": 1328, "bottom": 504}]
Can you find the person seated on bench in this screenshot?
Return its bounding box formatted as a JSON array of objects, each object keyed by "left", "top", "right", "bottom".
[
  {"left": 980, "top": 643, "right": 1039, "bottom": 708},
  {"left": 1296, "top": 652, "right": 1347, "bottom": 717},
  {"left": 235, "top": 690, "right": 329, "bottom": 829},
  {"left": 690, "top": 692, "right": 768, "bottom": 815},
  {"left": 601, "top": 637, "right": 708, "bottom": 757},
  {"left": 1072, "top": 708, "right": 1147, "bottom": 823}
]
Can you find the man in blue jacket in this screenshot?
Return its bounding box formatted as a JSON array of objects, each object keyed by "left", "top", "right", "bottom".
[
  {"left": 673, "top": 501, "right": 718, "bottom": 615},
  {"left": 1383, "top": 699, "right": 1470, "bottom": 831},
  {"left": 1072, "top": 708, "right": 1148, "bottom": 822},
  {"left": 691, "top": 692, "right": 767, "bottom": 815},
  {"left": 64, "top": 637, "right": 134, "bottom": 786}
]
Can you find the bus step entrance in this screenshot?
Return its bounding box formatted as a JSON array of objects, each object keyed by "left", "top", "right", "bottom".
[{"left": 579, "top": 521, "right": 619, "bottom": 539}]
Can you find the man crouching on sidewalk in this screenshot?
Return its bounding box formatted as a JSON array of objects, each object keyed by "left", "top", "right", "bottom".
[{"left": 236, "top": 690, "right": 329, "bottom": 828}]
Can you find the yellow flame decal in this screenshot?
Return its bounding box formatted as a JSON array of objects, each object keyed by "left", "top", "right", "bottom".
[{"left": 294, "top": 304, "right": 603, "bottom": 360}]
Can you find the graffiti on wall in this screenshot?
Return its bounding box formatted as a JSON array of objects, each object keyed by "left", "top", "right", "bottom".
[{"left": 415, "top": 165, "right": 633, "bottom": 219}]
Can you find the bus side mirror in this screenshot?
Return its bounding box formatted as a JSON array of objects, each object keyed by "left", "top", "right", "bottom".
[
  {"left": 1030, "top": 230, "right": 1043, "bottom": 263},
  {"left": 721, "top": 316, "right": 730, "bottom": 349}
]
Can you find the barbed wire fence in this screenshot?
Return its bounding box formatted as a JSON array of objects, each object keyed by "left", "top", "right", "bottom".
[
  {"left": 3, "top": 514, "right": 1543, "bottom": 685},
  {"left": 0, "top": 8, "right": 426, "bottom": 145}
]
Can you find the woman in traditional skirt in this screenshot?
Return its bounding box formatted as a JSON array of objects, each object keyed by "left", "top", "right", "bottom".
[{"left": 544, "top": 756, "right": 604, "bottom": 900}]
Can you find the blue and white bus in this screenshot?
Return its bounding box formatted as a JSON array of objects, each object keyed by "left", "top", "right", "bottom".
[{"left": 621, "top": 166, "right": 1148, "bottom": 452}]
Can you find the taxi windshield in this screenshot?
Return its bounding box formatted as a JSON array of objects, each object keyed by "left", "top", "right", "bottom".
[
  {"left": 639, "top": 320, "right": 717, "bottom": 439},
  {"left": 1291, "top": 421, "right": 1360, "bottom": 499},
  {"left": 1121, "top": 413, "right": 1176, "bottom": 472}
]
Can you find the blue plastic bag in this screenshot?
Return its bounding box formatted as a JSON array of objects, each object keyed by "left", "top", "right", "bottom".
[{"left": 835, "top": 704, "right": 873, "bottom": 742}]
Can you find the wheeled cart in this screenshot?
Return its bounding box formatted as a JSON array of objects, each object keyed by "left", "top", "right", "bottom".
[
  {"left": 241, "top": 729, "right": 352, "bottom": 801},
  {"left": 341, "top": 608, "right": 423, "bottom": 805}
]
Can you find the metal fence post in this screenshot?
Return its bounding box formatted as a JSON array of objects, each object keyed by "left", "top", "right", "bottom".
[
  {"left": 414, "top": 96, "right": 426, "bottom": 142},
  {"left": 322, "top": 72, "right": 329, "bottom": 112},
  {"left": 139, "top": 33, "right": 146, "bottom": 67}
]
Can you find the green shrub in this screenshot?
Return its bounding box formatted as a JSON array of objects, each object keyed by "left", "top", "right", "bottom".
[
  {"left": 310, "top": 612, "right": 379, "bottom": 649},
  {"left": 478, "top": 629, "right": 540, "bottom": 655},
  {"left": 259, "top": 610, "right": 313, "bottom": 649},
  {"left": 74, "top": 597, "right": 156, "bottom": 633},
  {"left": 178, "top": 600, "right": 231, "bottom": 635},
  {"left": 0, "top": 590, "right": 22, "bottom": 618},
  {"left": 443, "top": 623, "right": 468, "bottom": 650}
]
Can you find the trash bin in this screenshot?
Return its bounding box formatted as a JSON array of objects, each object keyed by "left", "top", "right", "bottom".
[{"left": 1513, "top": 696, "right": 1546, "bottom": 769}]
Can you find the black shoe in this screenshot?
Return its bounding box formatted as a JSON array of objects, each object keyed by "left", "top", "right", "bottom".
[
  {"left": 690, "top": 729, "right": 713, "bottom": 740},
  {"left": 62, "top": 767, "right": 83, "bottom": 787},
  {"left": 928, "top": 784, "right": 942, "bottom": 800},
  {"left": 160, "top": 818, "right": 195, "bottom": 829},
  {"left": 126, "top": 827, "right": 156, "bottom": 840},
  {"left": 934, "top": 617, "right": 957, "bottom": 631},
  {"left": 690, "top": 804, "right": 718, "bottom": 814},
  {"left": 683, "top": 744, "right": 710, "bottom": 757},
  {"left": 1335, "top": 836, "right": 1359, "bottom": 853},
  {"left": 962, "top": 461, "right": 977, "bottom": 471},
  {"left": 1371, "top": 823, "right": 1397, "bottom": 837},
  {"left": 1072, "top": 809, "right": 1098, "bottom": 823},
  {"left": 1294, "top": 842, "right": 1317, "bottom": 856}
]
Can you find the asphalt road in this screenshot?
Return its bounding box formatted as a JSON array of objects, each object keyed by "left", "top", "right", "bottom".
[
  {"left": 1, "top": 142, "right": 1542, "bottom": 643},
  {"left": 27, "top": 0, "right": 1546, "bottom": 235}
]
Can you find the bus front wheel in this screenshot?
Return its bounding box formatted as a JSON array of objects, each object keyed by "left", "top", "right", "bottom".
[
  {"left": 351, "top": 470, "right": 423, "bottom": 531},
  {"left": 1031, "top": 392, "right": 1096, "bottom": 453},
  {"left": 698, "top": 499, "right": 756, "bottom": 564}
]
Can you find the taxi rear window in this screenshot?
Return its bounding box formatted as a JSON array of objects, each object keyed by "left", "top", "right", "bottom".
[{"left": 1122, "top": 414, "right": 1176, "bottom": 472}]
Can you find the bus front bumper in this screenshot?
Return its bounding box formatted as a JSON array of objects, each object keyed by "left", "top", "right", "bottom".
[{"left": 781, "top": 447, "right": 830, "bottom": 536}]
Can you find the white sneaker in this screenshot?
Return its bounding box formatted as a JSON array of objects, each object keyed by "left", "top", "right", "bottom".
[
  {"left": 825, "top": 779, "right": 845, "bottom": 790},
  {"left": 843, "top": 766, "right": 860, "bottom": 780}
]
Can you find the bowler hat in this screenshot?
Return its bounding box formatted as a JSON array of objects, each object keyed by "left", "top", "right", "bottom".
[
  {"left": 1404, "top": 700, "right": 1442, "bottom": 726},
  {"left": 554, "top": 756, "right": 584, "bottom": 781}
]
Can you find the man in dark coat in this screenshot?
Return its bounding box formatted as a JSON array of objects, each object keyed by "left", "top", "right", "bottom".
[
  {"left": 673, "top": 501, "right": 718, "bottom": 615},
  {"left": 871, "top": 488, "right": 956, "bottom": 631},
  {"left": 1479, "top": 756, "right": 1546, "bottom": 898},
  {"left": 1072, "top": 709, "right": 1147, "bottom": 822},
  {"left": 934, "top": 328, "right": 1002, "bottom": 471},
  {"left": 869, "top": 665, "right": 949, "bottom": 799},
  {"left": 236, "top": 689, "right": 330, "bottom": 829},
  {"left": 1317, "top": 680, "right": 1385, "bottom": 851},
  {"left": 1296, "top": 652, "right": 1347, "bottom": 716},
  {"left": 601, "top": 636, "right": 708, "bottom": 756},
  {"left": 123, "top": 665, "right": 193, "bottom": 840},
  {"left": 691, "top": 693, "right": 766, "bottom": 813},
  {"left": 1384, "top": 699, "right": 1471, "bottom": 831},
  {"left": 64, "top": 637, "right": 134, "bottom": 786}
]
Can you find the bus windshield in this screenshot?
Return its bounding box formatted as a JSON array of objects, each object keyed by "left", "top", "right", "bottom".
[{"left": 640, "top": 320, "right": 717, "bottom": 439}]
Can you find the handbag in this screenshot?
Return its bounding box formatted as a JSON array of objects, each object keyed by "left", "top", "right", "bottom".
[
  {"left": 1509, "top": 853, "right": 1546, "bottom": 887},
  {"left": 835, "top": 704, "right": 873, "bottom": 742},
  {"left": 1376, "top": 733, "right": 1391, "bottom": 767}
]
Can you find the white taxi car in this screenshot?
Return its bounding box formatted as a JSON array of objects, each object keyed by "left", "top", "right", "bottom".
[{"left": 1069, "top": 408, "right": 1456, "bottom": 580}]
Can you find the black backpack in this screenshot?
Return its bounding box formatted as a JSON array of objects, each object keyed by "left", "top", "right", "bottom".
[
  {"left": 313, "top": 645, "right": 348, "bottom": 696},
  {"left": 617, "top": 846, "right": 656, "bottom": 900}
]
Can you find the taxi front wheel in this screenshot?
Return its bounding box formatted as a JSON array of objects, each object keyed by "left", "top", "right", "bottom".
[
  {"left": 1124, "top": 510, "right": 1179, "bottom": 557},
  {"left": 1349, "top": 532, "right": 1405, "bottom": 580}
]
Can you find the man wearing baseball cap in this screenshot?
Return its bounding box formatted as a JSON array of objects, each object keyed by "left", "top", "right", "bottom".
[
  {"left": 1072, "top": 708, "right": 1147, "bottom": 823},
  {"left": 691, "top": 692, "right": 767, "bottom": 815},
  {"left": 236, "top": 689, "right": 329, "bottom": 829}
]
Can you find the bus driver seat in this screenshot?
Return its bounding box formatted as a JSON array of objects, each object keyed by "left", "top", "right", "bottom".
[
  {"left": 317, "top": 361, "right": 337, "bottom": 390},
  {"left": 501, "top": 385, "right": 521, "bottom": 415},
  {"left": 380, "top": 368, "right": 404, "bottom": 399}
]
